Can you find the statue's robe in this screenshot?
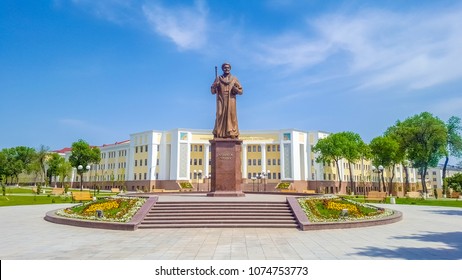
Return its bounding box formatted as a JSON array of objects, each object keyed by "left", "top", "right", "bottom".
[{"left": 211, "top": 74, "right": 243, "bottom": 138}]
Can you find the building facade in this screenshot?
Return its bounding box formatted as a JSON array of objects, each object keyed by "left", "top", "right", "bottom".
[{"left": 47, "top": 128, "right": 429, "bottom": 195}]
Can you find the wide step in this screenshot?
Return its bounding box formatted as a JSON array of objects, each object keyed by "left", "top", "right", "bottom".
[{"left": 139, "top": 201, "right": 298, "bottom": 229}]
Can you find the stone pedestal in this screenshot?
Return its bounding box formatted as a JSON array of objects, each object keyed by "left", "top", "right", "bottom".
[{"left": 207, "top": 139, "right": 245, "bottom": 197}]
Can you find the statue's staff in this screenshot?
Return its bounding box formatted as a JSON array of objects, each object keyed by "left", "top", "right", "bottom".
[{"left": 215, "top": 66, "right": 218, "bottom": 79}]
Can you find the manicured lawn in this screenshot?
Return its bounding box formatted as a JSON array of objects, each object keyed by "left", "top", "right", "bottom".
[
  {"left": 394, "top": 197, "right": 462, "bottom": 207},
  {"left": 346, "top": 195, "right": 462, "bottom": 208},
  {"left": 0, "top": 186, "right": 119, "bottom": 206},
  {"left": 0, "top": 195, "right": 72, "bottom": 206}
]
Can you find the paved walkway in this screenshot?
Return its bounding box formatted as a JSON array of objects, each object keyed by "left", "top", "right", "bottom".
[{"left": 1, "top": 194, "right": 461, "bottom": 260}]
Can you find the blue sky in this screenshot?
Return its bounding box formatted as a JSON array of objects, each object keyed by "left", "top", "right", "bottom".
[{"left": 1, "top": 0, "right": 462, "bottom": 152}]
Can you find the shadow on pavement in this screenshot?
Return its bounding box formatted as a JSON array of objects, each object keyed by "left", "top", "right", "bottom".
[{"left": 352, "top": 231, "right": 462, "bottom": 260}]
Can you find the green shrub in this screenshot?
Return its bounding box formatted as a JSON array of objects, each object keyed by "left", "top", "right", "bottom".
[
  {"left": 180, "top": 182, "right": 193, "bottom": 189},
  {"left": 276, "top": 182, "right": 291, "bottom": 189}
]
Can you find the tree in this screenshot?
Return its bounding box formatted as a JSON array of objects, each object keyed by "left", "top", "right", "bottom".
[
  {"left": 313, "top": 134, "right": 344, "bottom": 193},
  {"left": 369, "top": 135, "right": 404, "bottom": 194},
  {"left": 444, "top": 173, "right": 462, "bottom": 193},
  {"left": 313, "top": 132, "right": 365, "bottom": 194},
  {"left": 339, "top": 132, "right": 367, "bottom": 195},
  {"left": 442, "top": 116, "right": 462, "bottom": 196},
  {"left": 35, "top": 145, "right": 50, "bottom": 186},
  {"left": 1, "top": 148, "right": 23, "bottom": 184},
  {"left": 56, "top": 159, "right": 72, "bottom": 189},
  {"left": 386, "top": 112, "right": 447, "bottom": 196},
  {"left": 68, "top": 139, "right": 101, "bottom": 191},
  {"left": 47, "top": 153, "right": 64, "bottom": 187},
  {"left": 0, "top": 150, "right": 6, "bottom": 194}
]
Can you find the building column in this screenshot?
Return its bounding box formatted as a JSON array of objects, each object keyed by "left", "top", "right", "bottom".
[{"left": 260, "top": 144, "right": 267, "bottom": 173}]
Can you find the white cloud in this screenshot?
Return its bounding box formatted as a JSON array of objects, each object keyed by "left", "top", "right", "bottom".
[
  {"left": 255, "top": 6, "right": 462, "bottom": 92},
  {"left": 142, "top": 0, "right": 209, "bottom": 51}
]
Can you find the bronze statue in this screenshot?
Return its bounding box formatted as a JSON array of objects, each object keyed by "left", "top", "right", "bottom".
[{"left": 211, "top": 63, "right": 243, "bottom": 139}]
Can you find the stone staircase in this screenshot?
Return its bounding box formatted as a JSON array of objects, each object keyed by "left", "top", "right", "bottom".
[{"left": 138, "top": 201, "right": 298, "bottom": 229}]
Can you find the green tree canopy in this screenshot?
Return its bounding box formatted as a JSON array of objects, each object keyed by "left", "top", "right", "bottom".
[
  {"left": 68, "top": 139, "right": 101, "bottom": 190},
  {"left": 369, "top": 135, "right": 404, "bottom": 193},
  {"left": 386, "top": 112, "right": 447, "bottom": 195},
  {"left": 313, "top": 131, "right": 366, "bottom": 193},
  {"left": 442, "top": 116, "right": 462, "bottom": 194}
]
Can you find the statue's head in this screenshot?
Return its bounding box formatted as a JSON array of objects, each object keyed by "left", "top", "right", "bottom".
[{"left": 221, "top": 62, "right": 231, "bottom": 71}]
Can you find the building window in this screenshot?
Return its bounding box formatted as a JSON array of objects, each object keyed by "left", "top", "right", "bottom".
[
  {"left": 194, "top": 159, "right": 197, "bottom": 165},
  {"left": 135, "top": 160, "right": 137, "bottom": 166},
  {"left": 145, "top": 159, "right": 147, "bottom": 165},
  {"left": 135, "top": 147, "right": 138, "bottom": 153},
  {"left": 248, "top": 159, "right": 252, "bottom": 166},
  {"left": 248, "top": 173, "right": 251, "bottom": 179},
  {"left": 278, "top": 173, "right": 281, "bottom": 179},
  {"left": 199, "top": 159, "right": 202, "bottom": 165},
  {"left": 268, "top": 159, "right": 271, "bottom": 166},
  {"left": 199, "top": 145, "right": 203, "bottom": 152},
  {"left": 144, "top": 173, "right": 147, "bottom": 180},
  {"left": 253, "top": 159, "right": 256, "bottom": 165},
  {"left": 134, "top": 173, "right": 137, "bottom": 180},
  {"left": 277, "top": 159, "right": 280, "bottom": 165},
  {"left": 267, "top": 146, "right": 271, "bottom": 152},
  {"left": 145, "top": 145, "right": 148, "bottom": 152},
  {"left": 247, "top": 146, "right": 251, "bottom": 152},
  {"left": 258, "top": 146, "right": 261, "bottom": 152},
  {"left": 140, "top": 160, "right": 142, "bottom": 166},
  {"left": 258, "top": 159, "right": 261, "bottom": 166},
  {"left": 194, "top": 145, "right": 197, "bottom": 152},
  {"left": 156, "top": 159, "right": 159, "bottom": 165},
  {"left": 252, "top": 145, "right": 256, "bottom": 152}
]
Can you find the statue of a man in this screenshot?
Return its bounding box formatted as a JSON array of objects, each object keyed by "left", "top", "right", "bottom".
[{"left": 211, "top": 62, "right": 243, "bottom": 139}]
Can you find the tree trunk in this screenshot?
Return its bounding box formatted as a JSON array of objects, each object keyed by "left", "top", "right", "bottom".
[
  {"left": 404, "top": 165, "right": 410, "bottom": 192},
  {"left": 442, "top": 156, "right": 449, "bottom": 196},
  {"left": 348, "top": 162, "right": 355, "bottom": 194},
  {"left": 388, "top": 164, "right": 396, "bottom": 196},
  {"left": 421, "top": 166, "right": 428, "bottom": 196},
  {"left": 335, "top": 160, "right": 342, "bottom": 194}
]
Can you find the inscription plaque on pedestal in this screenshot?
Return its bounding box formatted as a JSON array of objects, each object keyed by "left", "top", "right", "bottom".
[{"left": 207, "top": 139, "right": 244, "bottom": 197}]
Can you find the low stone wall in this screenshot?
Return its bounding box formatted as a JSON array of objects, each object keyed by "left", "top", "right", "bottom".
[{"left": 286, "top": 196, "right": 403, "bottom": 231}]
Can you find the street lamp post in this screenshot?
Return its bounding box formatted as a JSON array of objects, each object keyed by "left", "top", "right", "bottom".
[
  {"left": 261, "top": 170, "right": 270, "bottom": 192},
  {"left": 77, "top": 164, "right": 91, "bottom": 191},
  {"left": 251, "top": 177, "right": 256, "bottom": 192},
  {"left": 193, "top": 170, "right": 197, "bottom": 191},
  {"left": 372, "top": 165, "right": 384, "bottom": 192},
  {"left": 257, "top": 173, "right": 262, "bottom": 192}
]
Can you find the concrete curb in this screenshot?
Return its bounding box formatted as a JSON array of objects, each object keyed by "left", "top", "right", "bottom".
[{"left": 44, "top": 196, "right": 158, "bottom": 231}]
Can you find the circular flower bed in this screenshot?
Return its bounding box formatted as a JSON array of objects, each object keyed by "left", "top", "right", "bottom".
[
  {"left": 299, "top": 195, "right": 393, "bottom": 222},
  {"left": 57, "top": 196, "right": 146, "bottom": 223}
]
